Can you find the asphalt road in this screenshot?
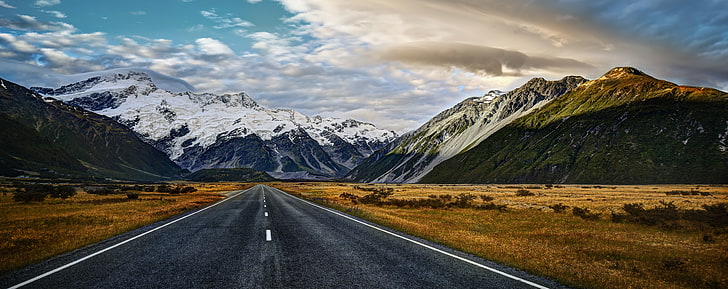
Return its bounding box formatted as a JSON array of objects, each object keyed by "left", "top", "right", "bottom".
[{"left": 2, "top": 184, "right": 567, "bottom": 289}]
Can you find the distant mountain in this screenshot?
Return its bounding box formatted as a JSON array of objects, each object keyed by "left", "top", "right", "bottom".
[
  {"left": 347, "top": 76, "right": 587, "bottom": 183},
  {"left": 33, "top": 71, "right": 397, "bottom": 179},
  {"left": 185, "top": 168, "right": 276, "bottom": 182},
  {"left": 0, "top": 77, "right": 182, "bottom": 181},
  {"left": 421, "top": 67, "right": 728, "bottom": 184}
]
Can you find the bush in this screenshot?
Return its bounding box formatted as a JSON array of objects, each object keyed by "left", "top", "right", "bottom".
[
  {"left": 454, "top": 193, "right": 477, "bottom": 208},
  {"left": 515, "top": 189, "right": 535, "bottom": 197},
  {"left": 87, "top": 187, "right": 122, "bottom": 195},
  {"left": 48, "top": 185, "right": 76, "bottom": 199},
  {"left": 549, "top": 203, "right": 570, "bottom": 213},
  {"left": 13, "top": 184, "right": 76, "bottom": 202},
  {"left": 479, "top": 202, "right": 508, "bottom": 211},
  {"left": 572, "top": 206, "right": 601, "bottom": 220},
  {"left": 13, "top": 184, "right": 51, "bottom": 203},
  {"left": 611, "top": 201, "right": 682, "bottom": 227},
  {"left": 126, "top": 192, "right": 140, "bottom": 200}
]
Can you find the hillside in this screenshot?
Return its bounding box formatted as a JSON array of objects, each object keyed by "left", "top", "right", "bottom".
[
  {"left": 346, "top": 76, "right": 586, "bottom": 183},
  {"left": 421, "top": 67, "right": 728, "bottom": 184},
  {"left": 0, "top": 78, "right": 183, "bottom": 181}
]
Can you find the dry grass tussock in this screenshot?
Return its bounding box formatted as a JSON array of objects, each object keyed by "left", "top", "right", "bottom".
[
  {"left": 272, "top": 182, "right": 728, "bottom": 289},
  {"left": 0, "top": 182, "right": 252, "bottom": 273}
]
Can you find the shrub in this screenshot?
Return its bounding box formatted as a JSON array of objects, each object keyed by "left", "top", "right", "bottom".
[
  {"left": 549, "top": 203, "right": 570, "bottom": 213},
  {"left": 87, "top": 187, "right": 122, "bottom": 195},
  {"left": 479, "top": 202, "right": 508, "bottom": 211},
  {"left": 479, "top": 195, "right": 494, "bottom": 202},
  {"left": 515, "top": 189, "right": 535, "bottom": 196},
  {"left": 126, "top": 192, "right": 140, "bottom": 200},
  {"left": 13, "top": 184, "right": 51, "bottom": 203},
  {"left": 48, "top": 185, "right": 76, "bottom": 199},
  {"left": 454, "top": 193, "right": 477, "bottom": 208},
  {"left": 572, "top": 206, "right": 601, "bottom": 220}
]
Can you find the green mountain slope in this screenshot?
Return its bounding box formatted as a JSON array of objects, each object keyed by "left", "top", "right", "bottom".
[
  {"left": 0, "top": 78, "right": 183, "bottom": 181},
  {"left": 421, "top": 67, "right": 728, "bottom": 184}
]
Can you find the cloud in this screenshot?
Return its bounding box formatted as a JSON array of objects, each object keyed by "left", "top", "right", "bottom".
[
  {"left": 34, "top": 0, "right": 60, "bottom": 7},
  {"left": 195, "top": 37, "right": 235, "bottom": 56},
  {"left": 129, "top": 11, "right": 147, "bottom": 16},
  {"left": 200, "top": 9, "right": 254, "bottom": 29},
  {"left": 0, "top": 14, "right": 75, "bottom": 31},
  {"left": 248, "top": 0, "right": 263, "bottom": 3},
  {"left": 42, "top": 10, "right": 67, "bottom": 18},
  {"left": 0, "top": 1, "right": 15, "bottom": 8},
  {"left": 2, "top": 0, "right": 726, "bottom": 133},
  {"left": 379, "top": 42, "right": 592, "bottom": 76}
]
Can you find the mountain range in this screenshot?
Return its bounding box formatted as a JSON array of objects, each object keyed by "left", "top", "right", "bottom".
[
  {"left": 0, "top": 77, "right": 182, "bottom": 181},
  {"left": 31, "top": 71, "right": 397, "bottom": 179},
  {"left": 2, "top": 66, "right": 726, "bottom": 184}
]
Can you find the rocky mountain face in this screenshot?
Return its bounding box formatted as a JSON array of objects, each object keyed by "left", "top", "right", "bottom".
[
  {"left": 0, "top": 77, "right": 183, "bottom": 181},
  {"left": 421, "top": 67, "right": 728, "bottom": 184},
  {"left": 33, "top": 71, "right": 397, "bottom": 179},
  {"left": 346, "top": 75, "right": 587, "bottom": 183}
]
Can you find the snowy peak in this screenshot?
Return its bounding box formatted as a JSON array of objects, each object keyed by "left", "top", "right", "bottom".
[
  {"left": 33, "top": 71, "right": 158, "bottom": 96},
  {"left": 34, "top": 71, "right": 397, "bottom": 179}
]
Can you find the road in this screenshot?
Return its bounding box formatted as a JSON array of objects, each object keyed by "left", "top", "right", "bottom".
[{"left": 2, "top": 185, "right": 566, "bottom": 288}]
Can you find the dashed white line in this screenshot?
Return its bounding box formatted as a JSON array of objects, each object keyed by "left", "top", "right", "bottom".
[
  {"left": 268, "top": 185, "right": 549, "bottom": 289},
  {"left": 265, "top": 212, "right": 269, "bottom": 217},
  {"left": 265, "top": 230, "right": 272, "bottom": 241}
]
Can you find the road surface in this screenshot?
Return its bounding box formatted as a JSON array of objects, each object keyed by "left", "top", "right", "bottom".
[{"left": 2, "top": 185, "right": 567, "bottom": 288}]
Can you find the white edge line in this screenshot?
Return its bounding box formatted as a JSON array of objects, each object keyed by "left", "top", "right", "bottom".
[
  {"left": 8, "top": 187, "right": 253, "bottom": 289},
  {"left": 268, "top": 186, "right": 550, "bottom": 289}
]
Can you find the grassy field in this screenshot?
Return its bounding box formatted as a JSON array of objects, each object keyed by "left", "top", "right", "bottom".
[
  {"left": 0, "top": 181, "right": 252, "bottom": 273},
  {"left": 272, "top": 182, "right": 728, "bottom": 289}
]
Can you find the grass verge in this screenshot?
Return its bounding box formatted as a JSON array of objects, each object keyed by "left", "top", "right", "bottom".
[
  {"left": 0, "top": 182, "right": 252, "bottom": 273},
  {"left": 272, "top": 182, "right": 728, "bottom": 289}
]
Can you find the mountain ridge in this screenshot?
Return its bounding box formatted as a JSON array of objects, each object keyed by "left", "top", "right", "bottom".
[
  {"left": 33, "top": 70, "right": 397, "bottom": 179},
  {"left": 0, "top": 77, "right": 183, "bottom": 181},
  {"left": 346, "top": 75, "right": 587, "bottom": 183},
  {"left": 421, "top": 67, "right": 728, "bottom": 184}
]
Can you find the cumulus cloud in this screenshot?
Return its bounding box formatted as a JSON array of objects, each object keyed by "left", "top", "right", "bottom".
[
  {"left": 0, "top": 1, "right": 15, "bottom": 9},
  {"left": 0, "top": 14, "right": 74, "bottom": 31},
  {"left": 34, "top": 0, "right": 60, "bottom": 7},
  {"left": 200, "top": 9, "right": 254, "bottom": 29},
  {"left": 42, "top": 10, "right": 67, "bottom": 18},
  {"left": 195, "top": 37, "right": 235, "bottom": 56},
  {"left": 1, "top": 0, "right": 726, "bottom": 132}
]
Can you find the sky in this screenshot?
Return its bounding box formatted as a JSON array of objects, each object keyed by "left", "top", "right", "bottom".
[{"left": 0, "top": 0, "right": 727, "bottom": 132}]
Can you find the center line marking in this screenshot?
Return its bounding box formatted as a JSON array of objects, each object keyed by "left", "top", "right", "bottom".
[
  {"left": 265, "top": 212, "right": 269, "bottom": 217},
  {"left": 265, "top": 230, "right": 272, "bottom": 241}
]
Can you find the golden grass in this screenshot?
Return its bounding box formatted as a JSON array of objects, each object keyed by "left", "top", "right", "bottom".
[
  {"left": 0, "top": 182, "right": 252, "bottom": 273},
  {"left": 272, "top": 182, "right": 728, "bottom": 289}
]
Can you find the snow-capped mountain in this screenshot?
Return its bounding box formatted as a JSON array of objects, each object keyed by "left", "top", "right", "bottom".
[
  {"left": 346, "top": 75, "right": 587, "bottom": 183},
  {"left": 33, "top": 71, "right": 397, "bottom": 179}
]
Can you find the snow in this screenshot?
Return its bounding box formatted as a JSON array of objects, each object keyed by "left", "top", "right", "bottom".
[
  {"left": 37, "top": 71, "right": 397, "bottom": 161},
  {"left": 1, "top": 79, "right": 6, "bottom": 90}
]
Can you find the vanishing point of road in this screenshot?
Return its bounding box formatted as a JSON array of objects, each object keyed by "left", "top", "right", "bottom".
[{"left": 2, "top": 185, "right": 568, "bottom": 288}]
